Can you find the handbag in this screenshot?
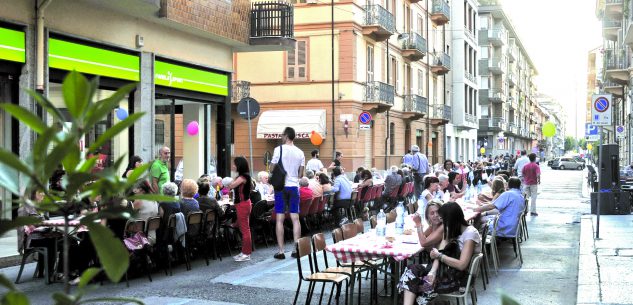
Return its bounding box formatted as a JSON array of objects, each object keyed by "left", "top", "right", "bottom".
[
  {"left": 270, "top": 145, "right": 287, "bottom": 191},
  {"left": 434, "top": 239, "right": 468, "bottom": 293},
  {"left": 123, "top": 231, "right": 150, "bottom": 251}
]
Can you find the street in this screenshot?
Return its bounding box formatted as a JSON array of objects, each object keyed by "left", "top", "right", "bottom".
[{"left": 1, "top": 165, "right": 587, "bottom": 305}]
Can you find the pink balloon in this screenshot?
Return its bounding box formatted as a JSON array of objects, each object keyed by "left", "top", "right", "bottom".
[{"left": 186, "top": 121, "right": 199, "bottom": 136}]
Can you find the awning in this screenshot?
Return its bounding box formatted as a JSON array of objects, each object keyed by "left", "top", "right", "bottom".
[{"left": 256, "top": 109, "right": 327, "bottom": 139}]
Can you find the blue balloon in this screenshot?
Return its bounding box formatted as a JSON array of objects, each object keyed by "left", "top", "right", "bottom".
[{"left": 115, "top": 108, "right": 128, "bottom": 120}]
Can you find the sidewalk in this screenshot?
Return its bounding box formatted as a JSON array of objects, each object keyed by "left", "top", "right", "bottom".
[{"left": 578, "top": 214, "right": 633, "bottom": 305}]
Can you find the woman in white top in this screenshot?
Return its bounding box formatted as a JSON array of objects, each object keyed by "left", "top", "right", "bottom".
[
  {"left": 132, "top": 181, "right": 159, "bottom": 243},
  {"left": 255, "top": 171, "right": 274, "bottom": 196},
  {"left": 420, "top": 176, "right": 439, "bottom": 205}
]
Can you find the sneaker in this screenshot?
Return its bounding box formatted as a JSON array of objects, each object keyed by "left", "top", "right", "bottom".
[
  {"left": 291, "top": 251, "right": 298, "bottom": 258},
  {"left": 274, "top": 252, "right": 286, "bottom": 259},
  {"left": 234, "top": 254, "right": 251, "bottom": 262},
  {"left": 233, "top": 253, "right": 244, "bottom": 260},
  {"left": 530, "top": 212, "right": 539, "bottom": 216}
]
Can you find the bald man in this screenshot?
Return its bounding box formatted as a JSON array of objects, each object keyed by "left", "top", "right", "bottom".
[{"left": 151, "top": 146, "right": 171, "bottom": 194}]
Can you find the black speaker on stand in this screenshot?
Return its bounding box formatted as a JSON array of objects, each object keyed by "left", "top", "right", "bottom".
[{"left": 591, "top": 143, "right": 631, "bottom": 215}]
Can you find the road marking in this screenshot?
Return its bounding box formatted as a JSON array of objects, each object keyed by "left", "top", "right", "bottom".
[{"left": 498, "top": 268, "right": 562, "bottom": 272}]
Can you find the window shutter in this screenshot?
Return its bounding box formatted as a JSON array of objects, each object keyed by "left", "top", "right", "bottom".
[
  {"left": 297, "top": 41, "right": 306, "bottom": 79},
  {"left": 287, "top": 40, "right": 307, "bottom": 81}
]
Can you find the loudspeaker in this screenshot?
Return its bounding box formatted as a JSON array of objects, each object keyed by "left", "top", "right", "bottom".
[
  {"left": 590, "top": 191, "right": 631, "bottom": 215},
  {"left": 599, "top": 144, "right": 620, "bottom": 190}
]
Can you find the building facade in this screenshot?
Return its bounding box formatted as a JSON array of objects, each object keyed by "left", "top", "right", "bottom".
[
  {"left": 235, "top": 0, "right": 453, "bottom": 172},
  {"left": 0, "top": 0, "right": 292, "bottom": 257},
  {"left": 446, "top": 0, "right": 479, "bottom": 163},
  {"left": 477, "top": 0, "right": 540, "bottom": 157}
]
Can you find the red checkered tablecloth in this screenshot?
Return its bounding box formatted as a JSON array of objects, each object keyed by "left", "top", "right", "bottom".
[{"left": 326, "top": 226, "right": 423, "bottom": 264}]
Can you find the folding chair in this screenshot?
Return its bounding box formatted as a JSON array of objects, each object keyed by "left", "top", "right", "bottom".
[
  {"left": 185, "top": 211, "right": 204, "bottom": 270},
  {"left": 438, "top": 253, "right": 484, "bottom": 305}
]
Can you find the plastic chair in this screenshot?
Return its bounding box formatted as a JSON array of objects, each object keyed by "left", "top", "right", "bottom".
[
  {"left": 438, "top": 253, "right": 484, "bottom": 305},
  {"left": 185, "top": 211, "right": 204, "bottom": 270},
  {"left": 487, "top": 215, "right": 500, "bottom": 274},
  {"left": 15, "top": 239, "right": 50, "bottom": 285}
]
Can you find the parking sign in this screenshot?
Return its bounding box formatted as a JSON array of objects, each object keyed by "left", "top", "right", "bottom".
[{"left": 591, "top": 94, "right": 612, "bottom": 126}]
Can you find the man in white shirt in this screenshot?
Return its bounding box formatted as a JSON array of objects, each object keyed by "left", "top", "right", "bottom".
[
  {"left": 270, "top": 127, "right": 305, "bottom": 259},
  {"left": 513, "top": 150, "right": 530, "bottom": 180},
  {"left": 305, "top": 149, "right": 325, "bottom": 173}
]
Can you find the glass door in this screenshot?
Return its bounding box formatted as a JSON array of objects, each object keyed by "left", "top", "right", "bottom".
[{"left": 0, "top": 73, "right": 16, "bottom": 257}]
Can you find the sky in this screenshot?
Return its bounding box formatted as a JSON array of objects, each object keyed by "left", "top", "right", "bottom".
[{"left": 501, "top": 0, "right": 602, "bottom": 138}]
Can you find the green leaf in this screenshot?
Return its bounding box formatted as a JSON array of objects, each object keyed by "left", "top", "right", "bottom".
[
  {"left": 61, "top": 144, "right": 81, "bottom": 174},
  {"left": 62, "top": 71, "right": 91, "bottom": 120},
  {"left": 84, "top": 83, "right": 137, "bottom": 130},
  {"left": 128, "top": 194, "right": 174, "bottom": 203},
  {"left": 1, "top": 291, "right": 30, "bottom": 305},
  {"left": 77, "top": 156, "right": 97, "bottom": 173},
  {"left": 51, "top": 292, "right": 75, "bottom": 305},
  {"left": 77, "top": 267, "right": 101, "bottom": 289},
  {"left": 0, "top": 273, "right": 16, "bottom": 291},
  {"left": 0, "top": 216, "right": 40, "bottom": 237},
  {"left": 25, "top": 89, "right": 64, "bottom": 123},
  {"left": 87, "top": 112, "right": 143, "bottom": 153},
  {"left": 43, "top": 139, "right": 76, "bottom": 180},
  {"left": 63, "top": 172, "right": 98, "bottom": 197},
  {"left": 499, "top": 291, "right": 522, "bottom": 305},
  {"left": 0, "top": 104, "right": 47, "bottom": 135},
  {"left": 0, "top": 148, "right": 32, "bottom": 177},
  {"left": 125, "top": 163, "right": 150, "bottom": 184},
  {"left": 78, "top": 297, "right": 144, "bottom": 305},
  {"left": 86, "top": 222, "right": 129, "bottom": 283}
]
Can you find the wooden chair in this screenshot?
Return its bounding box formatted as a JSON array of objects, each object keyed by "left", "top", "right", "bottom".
[
  {"left": 386, "top": 210, "right": 397, "bottom": 223},
  {"left": 203, "top": 210, "right": 219, "bottom": 263},
  {"left": 369, "top": 215, "right": 377, "bottom": 229},
  {"left": 438, "top": 253, "right": 484, "bottom": 305},
  {"left": 341, "top": 223, "right": 358, "bottom": 240},
  {"left": 292, "top": 237, "right": 349, "bottom": 305},
  {"left": 145, "top": 216, "right": 164, "bottom": 274},
  {"left": 353, "top": 218, "right": 364, "bottom": 234},
  {"left": 123, "top": 219, "right": 151, "bottom": 287}
]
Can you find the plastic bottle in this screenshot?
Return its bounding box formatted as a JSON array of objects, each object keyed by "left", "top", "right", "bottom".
[
  {"left": 395, "top": 202, "right": 405, "bottom": 235},
  {"left": 464, "top": 185, "right": 472, "bottom": 202},
  {"left": 477, "top": 180, "right": 483, "bottom": 194},
  {"left": 376, "top": 209, "right": 387, "bottom": 237}
]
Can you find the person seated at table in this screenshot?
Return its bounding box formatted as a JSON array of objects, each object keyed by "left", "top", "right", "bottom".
[
  {"left": 474, "top": 177, "right": 524, "bottom": 238},
  {"left": 399, "top": 202, "right": 482, "bottom": 305},
  {"left": 382, "top": 166, "right": 402, "bottom": 198},
  {"left": 446, "top": 172, "right": 465, "bottom": 200},
  {"left": 319, "top": 173, "right": 333, "bottom": 195},
  {"left": 210, "top": 176, "right": 224, "bottom": 199},
  {"left": 299, "top": 177, "right": 313, "bottom": 202},
  {"left": 358, "top": 169, "right": 374, "bottom": 192},
  {"left": 331, "top": 166, "right": 352, "bottom": 224},
  {"left": 419, "top": 176, "right": 439, "bottom": 211},
  {"left": 179, "top": 179, "right": 201, "bottom": 216},
  {"left": 197, "top": 180, "right": 225, "bottom": 220},
  {"left": 412, "top": 199, "right": 444, "bottom": 249},
  {"left": 402, "top": 167, "right": 413, "bottom": 184},
  {"left": 441, "top": 159, "right": 455, "bottom": 176},
  {"left": 158, "top": 182, "right": 181, "bottom": 241},
  {"left": 306, "top": 170, "right": 323, "bottom": 199},
  {"left": 194, "top": 175, "right": 211, "bottom": 200},
  {"left": 255, "top": 171, "right": 274, "bottom": 197},
  {"left": 353, "top": 167, "right": 365, "bottom": 183},
  {"left": 132, "top": 180, "right": 159, "bottom": 220},
  {"left": 436, "top": 174, "right": 450, "bottom": 201}
]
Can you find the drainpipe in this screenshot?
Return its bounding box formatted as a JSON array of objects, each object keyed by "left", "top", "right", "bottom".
[{"left": 36, "top": 0, "right": 53, "bottom": 91}]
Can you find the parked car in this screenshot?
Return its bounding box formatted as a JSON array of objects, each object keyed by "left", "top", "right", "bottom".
[
  {"left": 572, "top": 156, "right": 586, "bottom": 168},
  {"left": 550, "top": 157, "right": 584, "bottom": 170},
  {"left": 620, "top": 166, "right": 633, "bottom": 191}
]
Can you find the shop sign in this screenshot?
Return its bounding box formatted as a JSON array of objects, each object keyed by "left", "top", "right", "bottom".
[
  {"left": 0, "top": 27, "right": 25, "bottom": 63},
  {"left": 48, "top": 38, "right": 139, "bottom": 81},
  {"left": 155, "top": 60, "right": 228, "bottom": 96},
  {"left": 263, "top": 132, "right": 310, "bottom": 139}
]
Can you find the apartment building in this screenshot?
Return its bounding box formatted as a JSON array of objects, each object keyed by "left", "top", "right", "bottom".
[
  {"left": 596, "top": 0, "right": 631, "bottom": 164},
  {"left": 0, "top": 0, "right": 292, "bottom": 257},
  {"left": 235, "top": 0, "right": 453, "bottom": 171},
  {"left": 446, "top": 0, "right": 478, "bottom": 162},
  {"left": 536, "top": 95, "right": 565, "bottom": 158},
  {"left": 477, "top": 0, "right": 539, "bottom": 157}
]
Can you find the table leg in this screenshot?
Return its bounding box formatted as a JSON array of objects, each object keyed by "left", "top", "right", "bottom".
[
  {"left": 392, "top": 260, "right": 402, "bottom": 305},
  {"left": 348, "top": 262, "right": 356, "bottom": 305}
]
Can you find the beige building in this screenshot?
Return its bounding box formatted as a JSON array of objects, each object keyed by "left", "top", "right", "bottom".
[{"left": 235, "top": 0, "right": 453, "bottom": 172}]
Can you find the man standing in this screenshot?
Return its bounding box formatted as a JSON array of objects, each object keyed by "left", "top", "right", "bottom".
[
  {"left": 151, "top": 146, "right": 171, "bottom": 194},
  {"left": 270, "top": 127, "right": 305, "bottom": 259},
  {"left": 306, "top": 149, "right": 325, "bottom": 173},
  {"left": 522, "top": 153, "right": 541, "bottom": 216},
  {"left": 475, "top": 177, "right": 525, "bottom": 238},
  {"left": 406, "top": 145, "right": 429, "bottom": 199},
  {"left": 513, "top": 150, "right": 529, "bottom": 181}
]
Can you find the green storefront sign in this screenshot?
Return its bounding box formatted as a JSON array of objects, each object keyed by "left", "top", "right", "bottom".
[
  {"left": 0, "top": 27, "right": 25, "bottom": 63},
  {"left": 48, "top": 38, "right": 139, "bottom": 81},
  {"left": 155, "top": 60, "right": 228, "bottom": 96}
]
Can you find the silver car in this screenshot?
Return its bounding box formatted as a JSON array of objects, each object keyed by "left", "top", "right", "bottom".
[{"left": 550, "top": 157, "right": 584, "bottom": 170}]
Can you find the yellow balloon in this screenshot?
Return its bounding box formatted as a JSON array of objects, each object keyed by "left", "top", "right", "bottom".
[
  {"left": 480, "top": 147, "right": 486, "bottom": 154},
  {"left": 587, "top": 143, "right": 593, "bottom": 150},
  {"left": 542, "top": 121, "right": 556, "bottom": 137}
]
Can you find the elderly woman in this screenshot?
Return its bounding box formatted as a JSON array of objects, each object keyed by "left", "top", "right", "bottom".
[
  {"left": 255, "top": 171, "right": 274, "bottom": 197},
  {"left": 299, "top": 177, "right": 313, "bottom": 202},
  {"left": 179, "top": 179, "right": 201, "bottom": 216}
]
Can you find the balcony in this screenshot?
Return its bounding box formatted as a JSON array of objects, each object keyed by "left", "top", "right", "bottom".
[
  {"left": 431, "top": 0, "right": 450, "bottom": 26},
  {"left": 431, "top": 52, "right": 451, "bottom": 75},
  {"left": 602, "top": 18, "right": 622, "bottom": 41},
  {"left": 507, "top": 73, "right": 516, "bottom": 87},
  {"left": 479, "top": 28, "right": 506, "bottom": 46},
  {"left": 603, "top": 79, "right": 625, "bottom": 96},
  {"left": 363, "top": 5, "right": 395, "bottom": 42},
  {"left": 402, "top": 94, "right": 428, "bottom": 120},
  {"left": 465, "top": 72, "right": 477, "bottom": 84},
  {"left": 605, "top": 0, "right": 624, "bottom": 17},
  {"left": 430, "top": 104, "right": 451, "bottom": 125},
  {"left": 508, "top": 96, "right": 518, "bottom": 109},
  {"left": 605, "top": 52, "right": 630, "bottom": 84},
  {"left": 401, "top": 32, "right": 427, "bottom": 61},
  {"left": 479, "top": 88, "right": 505, "bottom": 105},
  {"left": 508, "top": 45, "right": 517, "bottom": 62},
  {"left": 249, "top": 1, "right": 296, "bottom": 51},
  {"left": 479, "top": 117, "right": 506, "bottom": 132},
  {"left": 231, "top": 80, "right": 251, "bottom": 103},
  {"left": 364, "top": 81, "right": 394, "bottom": 113},
  {"left": 507, "top": 123, "right": 518, "bottom": 135}
]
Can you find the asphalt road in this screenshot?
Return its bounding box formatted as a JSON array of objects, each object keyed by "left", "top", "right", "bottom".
[{"left": 0, "top": 164, "right": 586, "bottom": 305}]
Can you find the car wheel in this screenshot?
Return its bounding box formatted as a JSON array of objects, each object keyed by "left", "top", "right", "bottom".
[
  {"left": 577, "top": 165, "right": 583, "bottom": 170},
  {"left": 560, "top": 165, "right": 565, "bottom": 170}
]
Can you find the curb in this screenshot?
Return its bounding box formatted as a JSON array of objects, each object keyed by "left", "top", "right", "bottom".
[{"left": 577, "top": 215, "right": 600, "bottom": 305}]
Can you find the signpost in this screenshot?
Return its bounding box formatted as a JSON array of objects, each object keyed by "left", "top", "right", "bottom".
[
  {"left": 591, "top": 94, "right": 612, "bottom": 239},
  {"left": 238, "top": 97, "right": 260, "bottom": 176},
  {"left": 616, "top": 125, "right": 625, "bottom": 139},
  {"left": 358, "top": 111, "right": 372, "bottom": 131},
  {"left": 585, "top": 123, "right": 599, "bottom": 142}
]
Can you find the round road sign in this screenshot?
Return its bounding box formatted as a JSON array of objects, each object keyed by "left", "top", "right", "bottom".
[
  {"left": 237, "top": 97, "right": 260, "bottom": 120},
  {"left": 617, "top": 125, "right": 625, "bottom": 133},
  {"left": 594, "top": 97, "right": 609, "bottom": 113},
  {"left": 358, "top": 111, "right": 372, "bottom": 124}
]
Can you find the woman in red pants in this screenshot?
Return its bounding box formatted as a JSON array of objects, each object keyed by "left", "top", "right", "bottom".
[{"left": 228, "top": 156, "right": 253, "bottom": 262}]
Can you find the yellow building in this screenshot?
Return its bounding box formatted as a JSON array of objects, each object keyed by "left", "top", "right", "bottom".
[{"left": 235, "top": 0, "right": 453, "bottom": 172}]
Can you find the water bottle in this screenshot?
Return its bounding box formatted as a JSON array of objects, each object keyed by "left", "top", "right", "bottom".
[
  {"left": 417, "top": 195, "right": 425, "bottom": 214},
  {"left": 464, "top": 185, "right": 472, "bottom": 202},
  {"left": 477, "top": 180, "right": 483, "bottom": 194},
  {"left": 395, "top": 202, "right": 405, "bottom": 235},
  {"left": 376, "top": 209, "right": 387, "bottom": 237}
]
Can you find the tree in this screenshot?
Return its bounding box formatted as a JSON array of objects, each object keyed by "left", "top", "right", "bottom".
[
  {"left": 564, "top": 136, "right": 577, "bottom": 152},
  {"left": 578, "top": 138, "right": 587, "bottom": 150}
]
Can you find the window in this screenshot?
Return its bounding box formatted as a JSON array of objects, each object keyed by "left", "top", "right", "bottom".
[
  {"left": 416, "top": 129, "right": 423, "bottom": 148},
  {"left": 417, "top": 14, "right": 423, "bottom": 34},
  {"left": 390, "top": 56, "right": 398, "bottom": 92},
  {"left": 155, "top": 119, "right": 165, "bottom": 145},
  {"left": 367, "top": 45, "right": 374, "bottom": 83},
  {"left": 390, "top": 122, "right": 395, "bottom": 154},
  {"left": 287, "top": 39, "right": 308, "bottom": 81}
]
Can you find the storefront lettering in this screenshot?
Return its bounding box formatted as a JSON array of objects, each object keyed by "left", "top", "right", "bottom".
[
  {"left": 263, "top": 133, "right": 310, "bottom": 139},
  {"left": 156, "top": 71, "right": 184, "bottom": 86}
]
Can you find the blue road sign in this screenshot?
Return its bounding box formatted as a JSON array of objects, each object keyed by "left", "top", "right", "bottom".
[
  {"left": 585, "top": 123, "right": 598, "bottom": 136},
  {"left": 358, "top": 111, "right": 372, "bottom": 124},
  {"left": 594, "top": 97, "right": 609, "bottom": 113}
]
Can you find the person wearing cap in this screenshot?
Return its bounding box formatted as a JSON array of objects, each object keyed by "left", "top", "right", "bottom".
[{"left": 407, "top": 145, "right": 430, "bottom": 199}]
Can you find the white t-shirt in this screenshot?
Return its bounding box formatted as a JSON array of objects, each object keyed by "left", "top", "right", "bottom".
[
  {"left": 271, "top": 144, "right": 305, "bottom": 187},
  {"left": 306, "top": 158, "right": 324, "bottom": 173},
  {"left": 514, "top": 156, "right": 530, "bottom": 177},
  {"left": 458, "top": 225, "right": 482, "bottom": 254}
]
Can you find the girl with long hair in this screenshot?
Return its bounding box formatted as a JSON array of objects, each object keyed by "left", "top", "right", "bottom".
[
  {"left": 227, "top": 156, "right": 253, "bottom": 262},
  {"left": 123, "top": 155, "right": 143, "bottom": 179}
]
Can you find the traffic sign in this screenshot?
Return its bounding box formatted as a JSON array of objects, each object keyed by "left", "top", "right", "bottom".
[
  {"left": 358, "top": 111, "right": 372, "bottom": 125},
  {"left": 359, "top": 124, "right": 371, "bottom": 130},
  {"left": 237, "top": 97, "right": 260, "bottom": 120},
  {"left": 617, "top": 125, "right": 626, "bottom": 138},
  {"left": 591, "top": 94, "right": 612, "bottom": 126},
  {"left": 585, "top": 123, "right": 598, "bottom": 136}
]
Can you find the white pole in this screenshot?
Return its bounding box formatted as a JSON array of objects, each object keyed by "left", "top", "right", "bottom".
[{"left": 597, "top": 126, "right": 602, "bottom": 239}]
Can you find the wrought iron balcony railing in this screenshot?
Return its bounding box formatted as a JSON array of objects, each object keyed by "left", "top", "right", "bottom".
[
  {"left": 364, "top": 4, "right": 395, "bottom": 33},
  {"left": 403, "top": 94, "right": 428, "bottom": 114},
  {"left": 402, "top": 32, "right": 427, "bottom": 54},
  {"left": 433, "top": 52, "right": 451, "bottom": 69},
  {"left": 465, "top": 113, "right": 477, "bottom": 124},
  {"left": 432, "top": 0, "right": 451, "bottom": 19},
  {"left": 231, "top": 81, "right": 251, "bottom": 103},
  {"left": 364, "top": 81, "right": 394, "bottom": 106},
  {"left": 250, "top": 1, "right": 294, "bottom": 39},
  {"left": 431, "top": 104, "right": 451, "bottom": 121}
]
